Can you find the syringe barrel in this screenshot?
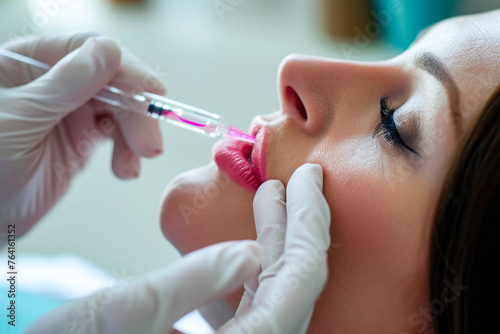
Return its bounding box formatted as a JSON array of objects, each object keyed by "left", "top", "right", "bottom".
[
  {"left": 0, "top": 48, "right": 247, "bottom": 141},
  {"left": 94, "top": 86, "right": 150, "bottom": 111},
  {"left": 95, "top": 87, "right": 227, "bottom": 138},
  {"left": 144, "top": 97, "right": 226, "bottom": 138}
]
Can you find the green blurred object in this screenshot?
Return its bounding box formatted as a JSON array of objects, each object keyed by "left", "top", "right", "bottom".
[
  {"left": 371, "top": 0, "right": 462, "bottom": 49},
  {"left": 0, "top": 288, "right": 63, "bottom": 333}
]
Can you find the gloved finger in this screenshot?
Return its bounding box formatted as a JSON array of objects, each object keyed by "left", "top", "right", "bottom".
[
  {"left": 145, "top": 240, "right": 262, "bottom": 331},
  {"left": 16, "top": 36, "right": 120, "bottom": 123},
  {"left": 1, "top": 32, "right": 97, "bottom": 86},
  {"left": 235, "top": 180, "right": 286, "bottom": 317},
  {"left": 284, "top": 163, "right": 330, "bottom": 271},
  {"left": 198, "top": 300, "right": 237, "bottom": 331},
  {"left": 4, "top": 32, "right": 97, "bottom": 66},
  {"left": 235, "top": 282, "right": 257, "bottom": 318},
  {"left": 108, "top": 49, "right": 165, "bottom": 158},
  {"left": 253, "top": 180, "right": 287, "bottom": 270},
  {"left": 222, "top": 164, "right": 331, "bottom": 334},
  {"left": 90, "top": 49, "right": 165, "bottom": 158},
  {"left": 108, "top": 116, "right": 141, "bottom": 179},
  {"left": 275, "top": 164, "right": 330, "bottom": 309},
  {"left": 257, "top": 163, "right": 330, "bottom": 332},
  {"left": 110, "top": 106, "right": 163, "bottom": 158}
]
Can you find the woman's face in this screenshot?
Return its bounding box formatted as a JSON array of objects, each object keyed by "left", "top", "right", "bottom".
[{"left": 160, "top": 11, "right": 500, "bottom": 333}]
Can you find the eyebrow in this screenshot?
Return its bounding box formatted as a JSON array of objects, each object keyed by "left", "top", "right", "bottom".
[{"left": 415, "top": 52, "right": 462, "bottom": 137}]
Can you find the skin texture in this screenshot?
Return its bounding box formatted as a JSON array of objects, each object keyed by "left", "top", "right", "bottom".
[{"left": 160, "top": 11, "right": 500, "bottom": 333}]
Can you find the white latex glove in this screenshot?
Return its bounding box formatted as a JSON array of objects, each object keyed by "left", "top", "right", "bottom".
[
  {"left": 25, "top": 240, "right": 263, "bottom": 334},
  {"left": 218, "top": 163, "right": 331, "bottom": 333},
  {"left": 25, "top": 163, "right": 330, "bottom": 334},
  {"left": 0, "top": 33, "right": 165, "bottom": 238}
]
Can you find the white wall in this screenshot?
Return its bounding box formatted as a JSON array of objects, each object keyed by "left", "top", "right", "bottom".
[{"left": 1, "top": 0, "right": 399, "bottom": 277}]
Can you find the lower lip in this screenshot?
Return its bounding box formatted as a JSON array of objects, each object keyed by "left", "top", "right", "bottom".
[{"left": 212, "top": 130, "right": 266, "bottom": 193}]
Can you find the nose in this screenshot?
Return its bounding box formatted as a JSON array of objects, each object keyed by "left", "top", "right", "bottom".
[{"left": 277, "top": 54, "right": 399, "bottom": 137}]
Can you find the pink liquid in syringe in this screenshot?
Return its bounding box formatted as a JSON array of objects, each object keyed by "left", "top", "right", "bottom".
[
  {"left": 163, "top": 109, "right": 207, "bottom": 127},
  {"left": 149, "top": 102, "right": 255, "bottom": 142}
]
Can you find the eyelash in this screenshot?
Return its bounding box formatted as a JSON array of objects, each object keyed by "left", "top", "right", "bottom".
[{"left": 373, "top": 95, "right": 418, "bottom": 155}]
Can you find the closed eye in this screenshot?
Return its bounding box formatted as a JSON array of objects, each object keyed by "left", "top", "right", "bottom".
[{"left": 373, "top": 95, "right": 418, "bottom": 155}]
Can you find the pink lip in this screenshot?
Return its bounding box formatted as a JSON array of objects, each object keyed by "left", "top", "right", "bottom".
[{"left": 212, "top": 125, "right": 266, "bottom": 193}]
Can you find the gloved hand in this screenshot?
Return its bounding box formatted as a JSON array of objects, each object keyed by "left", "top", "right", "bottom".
[
  {"left": 25, "top": 240, "right": 263, "bottom": 334},
  {"left": 0, "top": 33, "right": 165, "bottom": 237},
  {"left": 219, "top": 163, "right": 331, "bottom": 333},
  {"left": 24, "top": 163, "right": 330, "bottom": 334}
]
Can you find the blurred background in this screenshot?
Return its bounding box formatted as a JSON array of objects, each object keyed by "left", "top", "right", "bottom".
[{"left": 0, "top": 0, "right": 498, "bottom": 331}]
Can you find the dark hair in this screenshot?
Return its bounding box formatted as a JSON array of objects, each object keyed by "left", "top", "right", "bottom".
[{"left": 430, "top": 84, "right": 500, "bottom": 333}]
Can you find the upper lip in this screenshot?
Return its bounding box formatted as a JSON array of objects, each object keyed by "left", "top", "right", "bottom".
[
  {"left": 249, "top": 122, "right": 262, "bottom": 138},
  {"left": 249, "top": 126, "right": 261, "bottom": 163},
  {"left": 248, "top": 116, "right": 267, "bottom": 150},
  {"left": 249, "top": 119, "right": 266, "bottom": 183}
]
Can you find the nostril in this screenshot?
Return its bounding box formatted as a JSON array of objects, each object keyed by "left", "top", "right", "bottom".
[{"left": 285, "top": 86, "right": 307, "bottom": 121}]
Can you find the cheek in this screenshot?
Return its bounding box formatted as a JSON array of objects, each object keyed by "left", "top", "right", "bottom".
[
  {"left": 325, "top": 170, "right": 431, "bottom": 289},
  {"left": 160, "top": 163, "right": 256, "bottom": 255},
  {"left": 327, "top": 174, "right": 394, "bottom": 256},
  {"left": 322, "top": 142, "right": 389, "bottom": 254},
  {"left": 317, "top": 139, "right": 428, "bottom": 260}
]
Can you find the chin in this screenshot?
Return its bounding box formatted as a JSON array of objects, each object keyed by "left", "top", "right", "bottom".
[
  {"left": 160, "top": 161, "right": 257, "bottom": 255},
  {"left": 160, "top": 127, "right": 267, "bottom": 255},
  {"left": 160, "top": 161, "right": 257, "bottom": 310}
]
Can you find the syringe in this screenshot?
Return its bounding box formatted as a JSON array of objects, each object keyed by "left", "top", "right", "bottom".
[{"left": 0, "top": 48, "right": 256, "bottom": 143}]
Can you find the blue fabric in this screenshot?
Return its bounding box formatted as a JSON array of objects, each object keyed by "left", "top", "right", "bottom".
[{"left": 0, "top": 287, "right": 63, "bottom": 333}]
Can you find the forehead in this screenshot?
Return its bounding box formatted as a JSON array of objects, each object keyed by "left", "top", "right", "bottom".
[{"left": 411, "top": 11, "right": 500, "bottom": 125}]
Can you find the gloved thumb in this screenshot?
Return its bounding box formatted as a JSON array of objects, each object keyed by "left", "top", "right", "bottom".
[
  {"left": 159, "top": 241, "right": 262, "bottom": 327},
  {"left": 19, "top": 36, "right": 120, "bottom": 122}
]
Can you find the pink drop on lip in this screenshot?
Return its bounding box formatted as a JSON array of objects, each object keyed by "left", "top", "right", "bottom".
[{"left": 227, "top": 125, "right": 256, "bottom": 143}]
